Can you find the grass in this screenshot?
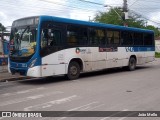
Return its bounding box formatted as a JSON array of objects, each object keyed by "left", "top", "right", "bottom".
[{"left": 155, "top": 52, "right": 160, "bottom": 58}]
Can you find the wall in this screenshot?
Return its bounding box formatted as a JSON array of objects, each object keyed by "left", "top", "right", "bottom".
[{"left": 155, "top": 40, "right": 160, "bottom": 52}]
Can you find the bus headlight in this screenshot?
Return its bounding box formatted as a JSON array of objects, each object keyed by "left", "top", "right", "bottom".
[{"left": 29, "top": 58, "right": 37, "bottom": 68}]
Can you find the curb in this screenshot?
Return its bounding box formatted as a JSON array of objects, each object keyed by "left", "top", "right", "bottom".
[
  {"left": 0, "top": 70, "right": 8, "bottom": 73},
  {"left": 0, "top": 76, "right": 31, "bottom": 82}
]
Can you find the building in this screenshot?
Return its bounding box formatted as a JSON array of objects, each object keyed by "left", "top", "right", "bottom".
[
  {"left": 0, "top": 31, "right": 10, "bottom": 55},
  {"left": 0, "top": 31, "right": 10, "bottom": 66},
  {"left": 155, "top": 37, "right": 160, "bottom": 53}
]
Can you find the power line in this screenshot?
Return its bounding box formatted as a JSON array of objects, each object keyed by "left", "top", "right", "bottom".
[
  {"left": 78, "top": 0, "right": 104, "bottom": 6},
  {"left": 138, "top": 0, "right": 160, "bottom": 3},
  {"left": 129, "top": 0, "right": 139, "bottom": 7},
  {"left": 38, "top": 0, "right": 104, "bottom": 11},
  {"left": 1, "top": 0, "right": 160, "bottom": 27},
  {"left": 130, "top": 2, "right": 160, "bottom": 14},
  {"left": 130, "top": 9, "right": 160, "bottom": 26},
  {"left": 0, "top": 0, "right": 106, "bottom": 26},
  {"left": 0, "top": 0, "right": 103, "bottom": 14},
  {"left": 128, "top": 1, "right": 160, "bottom": 26}
]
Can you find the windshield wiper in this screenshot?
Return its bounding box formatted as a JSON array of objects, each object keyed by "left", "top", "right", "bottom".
[
  {"left": 18, "top": 26, "right": 30, "bottom": 51},
  {"left": 14, "top": 26, "right": 30, "bottom": 56},
  {"left": 20, "top": 26, "right": 30, "bottom": 40}
]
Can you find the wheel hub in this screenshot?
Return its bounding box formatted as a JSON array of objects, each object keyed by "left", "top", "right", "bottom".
[{"left": 70, "top": 66, "right": 77, "bottom": 75}]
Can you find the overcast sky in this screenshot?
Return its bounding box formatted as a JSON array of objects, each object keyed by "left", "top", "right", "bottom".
[{"left": 0, "top": 0, "right": 160, "bottom": 28}]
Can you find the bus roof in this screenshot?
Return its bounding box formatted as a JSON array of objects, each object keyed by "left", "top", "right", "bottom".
[{"left": 14, "top": 15, "right": 154, "bottom": 34}]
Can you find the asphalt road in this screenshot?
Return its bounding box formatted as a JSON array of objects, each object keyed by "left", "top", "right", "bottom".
[{"left": 0, "top": 59, "right": 160, "bottom": 120}]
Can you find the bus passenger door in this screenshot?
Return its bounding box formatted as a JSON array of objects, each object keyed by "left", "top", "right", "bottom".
[
  {"left": 40, "top": 22, "right": 66, "bottom": 76},
  {"left": 85, "top": 47, "right": 106, "bottom": 71},
  {"left": 84, "top": 47, "right": 106, "bottom": 71},
  {"left": 106, "top": 30, "right": 122, "bottom": 68},
  {"left": 94, "top": 47, "right": 106, "bottom": 70},
  {"left": 106, "top": 47, "right": 122, "bottom": 68},
  {"left": 84, "top": 47, "right": 92, "bottom": 71},
  {"left": 87, "top": 28, "right": 106, "bottom": 71}
]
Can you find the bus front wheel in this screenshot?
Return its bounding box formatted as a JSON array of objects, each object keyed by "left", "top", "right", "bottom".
[
  {"left": 128, "top": 57, "right": 136, "bottom": 71},
  {"left": 67, "top": 61, "right": 80, "bottom": 80}
]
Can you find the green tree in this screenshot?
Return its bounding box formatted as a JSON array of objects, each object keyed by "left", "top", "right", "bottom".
[
  {"left": 94, "top": 8, "right": 160, "bottom": 37},
  {"left": 125, "top": 13, "right": 145, "bottom": 28},
  {"left": 94, "top": 8, "right": 145, "bottom": 28},
  {"left": 0, "top": 23, "right": 6, "bottom": 32},
  {"left": 94, "top": 8, "right": 124, "bottom": 26},
  {"left": 145, "top": 25, "right": 160, "bottom": 37}
]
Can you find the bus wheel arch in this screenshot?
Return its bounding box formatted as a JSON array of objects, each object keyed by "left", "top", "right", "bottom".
[
  {"left": 67, "top": 58, "right": 83, "bottom": 80},
  {"left": 128, "top": 55, "right": 137, "bottom": 71}
]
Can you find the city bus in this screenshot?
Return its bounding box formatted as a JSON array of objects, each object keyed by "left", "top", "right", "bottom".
[{"left": 9, "top": 16, "right": 155, "bottom": 80}]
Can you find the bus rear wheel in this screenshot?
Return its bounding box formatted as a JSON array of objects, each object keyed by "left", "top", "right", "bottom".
[
  {"left": 67, "top": 61, "right": 80, "bottom": 80},
  {"left": 128, "top": 57, "right": 136, "bottom": 71}
]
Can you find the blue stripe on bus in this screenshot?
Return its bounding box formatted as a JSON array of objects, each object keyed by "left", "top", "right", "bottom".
[{"left": 125, "top": 47, "right": 155, "bottom": 52}]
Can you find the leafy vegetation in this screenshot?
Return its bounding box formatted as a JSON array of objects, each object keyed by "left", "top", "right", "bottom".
[
  {"left": 0, "top": 23, "right": 6, "bottom": 32},
  {"left": 155, "top": 52, "right": 160, "bottom": 58},
  {"left": 145, "top": 25, "right": 160, "bottom": 38},
  {"left": 94, "top": 8, "right": 160, "bottom": 37}
]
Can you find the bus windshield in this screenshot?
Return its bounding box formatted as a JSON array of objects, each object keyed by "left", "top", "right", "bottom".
[{"left": 10, "top": 26, "right": 37, "bottom": 57}]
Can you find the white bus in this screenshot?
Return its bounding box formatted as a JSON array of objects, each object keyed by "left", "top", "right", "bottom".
[{"left": 9, "top": 16, "right": 155, "bottom": 79}]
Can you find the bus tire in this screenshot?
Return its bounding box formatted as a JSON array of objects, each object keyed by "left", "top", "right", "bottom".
[
  {"left": 128, "top": 57, "right": 136, "bottom": 71},
  {"left": 67, "top": 61, "right": 80, "bottom": 80}
]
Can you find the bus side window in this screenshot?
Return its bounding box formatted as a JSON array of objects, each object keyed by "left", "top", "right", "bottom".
[
  {"left": 67, "top": 26, "right": 77, "bottom": 46},
  {"left": 77, "top": 28, "right": 88, "bottom": 45},
  {"left": 107, "top": 30, "right": 114, "bottom": 44},
  {"left": 134, "top": 33, "right": 143, "bottom": 45},
  {"left": 67, "top": 25, "right": 88, "bottom": 46},
  {"left": 69, "top": 36, "right": 76, "bottom": 45},
  {"left": 121, "top": 32, "right": 134, "bottom": 45},
  {"left": 47, "top": 29, "right": 53, "bottom": 46},
  {"left": 89, "top": 28, "right": 97, "bottom": 45},
  {"left": 114, "top": 31, "right": 120, "bottom": 44},
  {"left": 41, "top": 29, "right": 48, "bottom": 48},
  {"left": 107, "top": 31, "right": 114, "bottom": 44},
  {"left": 49, "top": 30, "right": 61, "bottom": 46},
  {"left": 97, "top": 29, "right": 105, "bottom": 46},
  {"left": 53, "top": 30, "right": 61, "bottom": 46},
  {"left": 107, "top": 30, "right": 120, "bottom": 45},
  {"left": 144, "top": 33, "right": 153, "bottom": 46},
  {"left": 89, "top": 28, "right": 105, "bottom": 46}
]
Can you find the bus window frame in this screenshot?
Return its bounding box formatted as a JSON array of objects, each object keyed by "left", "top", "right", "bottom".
[
  {"left": 40, "top": 21, "right": 66, "bottom": 57},
  {"left": 88, "top": 27, "right": 106, "bottom": 47},
  {"left": 106, "top": 29, "right": 121, "bottom": 47},
  {"left": 143, "top": 33, "right": 154, "bottom": 46},
  {"left": 66, "top": 24, "right": 89, "bottom": 47}
]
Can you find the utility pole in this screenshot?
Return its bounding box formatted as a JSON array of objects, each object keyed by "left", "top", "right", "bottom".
[
  {"left": 123, "top": 0, "right": 128, "bottom": 26},
  {"left": 104, "top": 0, "right": 128, "bottom": 26},
  {"left": 88, "top": 16, "right": 91, "bottom": 22},
  {"left": 123, "top": 0, "right": 128, "bottom": 13},
  {"left": 104, "top": 5, "right": 124, "bottom": 22},
  {"left": 0, "top": 28, "right": 4, "bottom": 55}
]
